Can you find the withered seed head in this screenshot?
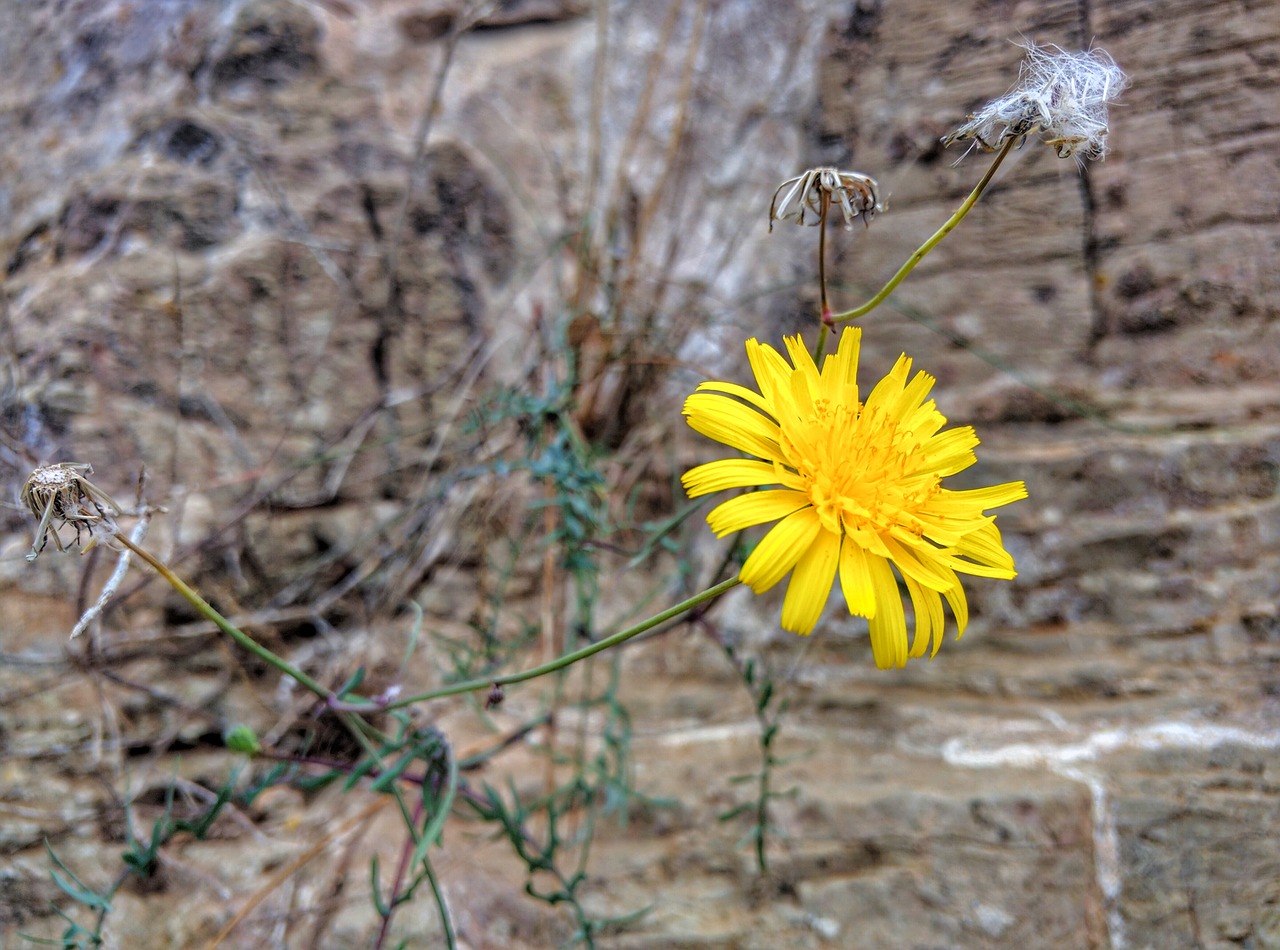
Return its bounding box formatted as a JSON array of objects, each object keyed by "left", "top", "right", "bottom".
[
  {"left": 943, "top": 42, "right": 1129, "bottom": 162},
  {"left": 769, "top": 167, "right": 883, "bottom": 232},
  {"left": 22, "top": 463, "right": 122, "bottom": 561}
]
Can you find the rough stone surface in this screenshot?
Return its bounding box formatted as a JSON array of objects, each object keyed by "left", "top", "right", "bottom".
[{"left": 2, "top": 1, "right": 1278, "bottom": 948}]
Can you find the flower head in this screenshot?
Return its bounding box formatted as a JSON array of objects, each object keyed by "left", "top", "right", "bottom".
[
  {"left": 681, "top": 328, "right": 1026, "bottom": 669},
  {"left": 943, "top": 42, "right": 1129, "bottom": 161},
  {"left": 21, "top": 463, "right": 122, "bottom": 560},
  {"left": 769, "top": 167, "right": 882, "bottom": 232}
]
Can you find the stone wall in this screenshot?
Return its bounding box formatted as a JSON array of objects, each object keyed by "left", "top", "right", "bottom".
[{"left": 1, "top": 1, "right": 1277, "bottom": 947}]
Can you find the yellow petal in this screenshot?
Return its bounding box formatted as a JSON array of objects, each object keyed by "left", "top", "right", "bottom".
[
  {"left": 939, "top": 481, "right": 1028, "bottom": 512},
  {"left": 902, "top": 402, "right": 948, "bottom": 444},
  {"left": 838, "top": 534, "right": 876, "bottom": 618},
  {"left": 788, "top": 366, "right": 816, "bottom": 418},
  {"left": 903, "top": 575, "right": 946, "bottom": 659},
  {"left": 920, "top": 427, "right": 979, "bottom": 476},
  {"left": 887, "top": 368, "right": 936, "bottom": 424},
  {"left": 882, "top": 534, "right": 957, "bottom": 592},
  {"left": 683, "top": 392, "right": 779, "bottom": 460},
  {"left": 940, "top": 569, "right": 969, "bottom": 643},
  {"left": 740, "top": 507, "right": 822, "bottom": 593},
  {"left": 916, "top": 520, "right": 966, "bottom": 549},
  {"left": 866, "top": 555, "right": 907, "bottom": 669},
  {"left": 845, "top": 524, "right": 893, "bottom": 560},
  {"left": 863, "top": 354, "right": 911, "bottom": 413},
  {"left": 693, "top": 380, "right": 774, "bottom": 416},
  {"left": 820, "top": 326, "right": 861, "bottom": 406},
  {"left": 939, "top": 557, "right": 1017, "bottom": 580},
  {"left": 783, "top": 334, "right": 821, "bottom": 389},
  {"left": 706, "top": 490, "right": 809, "bottom": 537},
  {"left": 745, "top": 338, "right": 793, "bottom": 414},
  {"left": 682, "top": 458, "right": 781, "bottom": 498},
  {"left": 781, "top": 526, "right": 840, "bottom": 635},
  {"left": 941, "top": 521, "right": 1017, "bottom": 577}
]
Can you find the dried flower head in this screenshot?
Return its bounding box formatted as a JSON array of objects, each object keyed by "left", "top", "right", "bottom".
[
  {"left": 943, "top": 42, "right": 1129, "bottom": 160},
  {"left": 769, "top": 167, "right": 882, "bottom": 232},
  {"left": 21, "top": 463, "right": 122, "bottom": 560}
]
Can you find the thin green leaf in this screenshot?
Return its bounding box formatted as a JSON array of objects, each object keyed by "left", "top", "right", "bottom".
[
  {"left": 16, "top": 932, "right": 76, "bottom": 946},
  {"left": 370, "top": 749, "right": 418, "bottom": 793},
  {"left": 182, "top": 766, "right": 241, "bottom": 839},
  {"left": 47, "top": 870, "right": 109, "bottom": 913},
  {"left": 43, "top": 842, "right": 109, "bottom": 912},
  {"left": 756, "top": 680, "right": 774, "bottom": 712},
  {"left": 335, "top": 666, "right": 367, "bottom": 699},
  {"left": 342, "top": 755, "right": 381, "bottom": 792},
  {"left": 369, "top": 854, "right": 389, "bottom": 917},
  {"left": 408, "top": 748, "right": 458, "bottom": 871}
]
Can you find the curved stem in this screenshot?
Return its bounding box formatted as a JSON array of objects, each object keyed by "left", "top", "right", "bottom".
[
  {"left": 115, "top": 534, "right": 331, "bottom": 700},
  {"left": 115, "top": 532, "right": 398, "bottom": 763},
  {"left": 119, "top": 530, "right": 737, "bottom": 737},
  {"left": 382, "top": 577, "right": 741, "bottom": 709},
  {"left": 832, "top": 136, "right": 1017, "bottom": 323}
]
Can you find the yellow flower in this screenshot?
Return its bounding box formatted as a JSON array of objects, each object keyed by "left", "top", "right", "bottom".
[{"left": 681, "top": 328, "right": 1027, "bottom": 669}]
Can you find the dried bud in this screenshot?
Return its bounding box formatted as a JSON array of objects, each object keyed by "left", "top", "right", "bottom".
[
  {"left": 943, "top": 42, "right": 1129, "bottom": 161},
  {"left": 769, "top": 167, "right": 882, "bottom": 232},
  {"left": 21, "top": 463, "right": 122, "bottom": 560}
]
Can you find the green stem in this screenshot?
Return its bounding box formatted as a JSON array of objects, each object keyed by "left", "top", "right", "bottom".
[
  {"left": 117, "top": 533, "right": 451, "bottom": 887},
  {"left": 119, "top": 532, "right": 736, "bottom": 755},
  {"left": 116, "top": 534, "right": 332, "bottom": 700},
  {"left": 119, "top": 534, "right": 405, "bottom": 761},
  {"left": 831, "top": 136, "right": 1017, "bottom": 323},
  {"left": 383, "top": 577, "right": 741, "bottom": 709}
]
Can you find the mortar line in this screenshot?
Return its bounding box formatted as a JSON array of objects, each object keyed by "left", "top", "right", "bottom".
[{"left": 942, "top": 718, "right": 1280, "bottom": 950}]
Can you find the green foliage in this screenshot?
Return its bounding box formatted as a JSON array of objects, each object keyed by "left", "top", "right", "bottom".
[
  {"left": 715, "top": 650, "right": 796, "bottom": 875},
  {"left": 466, "top": 771, "right": 648, "bottom": 950},
  {"left": 29, "top": 767, "right": 243, "bottom": 947}
]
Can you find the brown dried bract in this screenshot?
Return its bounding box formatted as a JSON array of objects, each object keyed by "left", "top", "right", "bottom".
[
  {"left": 769, "top": 167, "right": 882, "bottom": 232},
  {"left": 21, "top": 463, "right": 123, "bottom": 561}
]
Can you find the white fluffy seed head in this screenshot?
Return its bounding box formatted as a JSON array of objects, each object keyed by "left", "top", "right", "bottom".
[{"left": 943, "top": 42, "right": 1130, "bottom": 161}]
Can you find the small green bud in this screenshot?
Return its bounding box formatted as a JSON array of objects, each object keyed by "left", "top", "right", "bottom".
[{"left": 224, "top": 724, "right": 261, "bottom": 755}]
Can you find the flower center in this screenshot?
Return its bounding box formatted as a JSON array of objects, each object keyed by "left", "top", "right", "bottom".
[{"left": 783, "top": 399, "right": 939, "bottom": 539}]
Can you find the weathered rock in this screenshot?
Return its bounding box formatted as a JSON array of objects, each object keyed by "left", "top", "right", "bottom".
[{"left": 2, "top": 0, "right": 1279, "bottom": 947}]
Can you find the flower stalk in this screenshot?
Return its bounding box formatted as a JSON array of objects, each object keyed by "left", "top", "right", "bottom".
[
  {"left": 111, "top": 533, "right": 333, "bottom": 700},
  {"left": 21, "top": 459, "right": 741, "bottom": 712},
  {"left": 831, "top": 135, "right": 1017, "bottom": 325},
  {"left": 378, "top": 577, "right": 741, "bottom": 710},
  {"left": 119, "top": 530, "right": 739, "bottom": 711}
]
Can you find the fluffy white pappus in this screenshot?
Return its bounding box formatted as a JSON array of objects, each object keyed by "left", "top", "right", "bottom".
[{"left": 943, "top": 42, "right": 1130, "bottom": 161}]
